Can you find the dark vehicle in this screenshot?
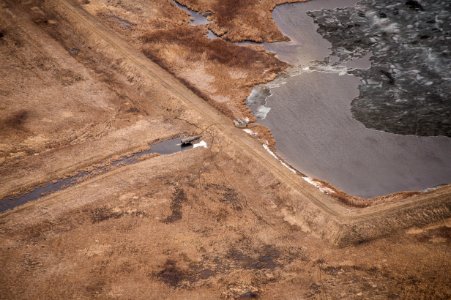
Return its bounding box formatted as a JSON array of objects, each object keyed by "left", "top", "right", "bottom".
[{"left": 181, "top": 135, "right": 201, "bottom": 146}]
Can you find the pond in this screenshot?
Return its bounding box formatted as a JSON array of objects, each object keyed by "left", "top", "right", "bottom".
[{"left": 247, "top": 0, "right": 451, "bottom": 198}]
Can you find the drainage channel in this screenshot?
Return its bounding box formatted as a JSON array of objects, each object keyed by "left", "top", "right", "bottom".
[{"left": 0, "top": 138, "right": 207, "bottom": 213}]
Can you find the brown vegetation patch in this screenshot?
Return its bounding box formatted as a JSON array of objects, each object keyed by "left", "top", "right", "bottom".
[
  {"left": 415, "top": 226, "right": 451, "bottom": 243},
  {"left": 90, "top": 206, "right": 148, "bottom": 223},
  {"left": 142, "top": 28, "right": 275, "bottom": 69},
  {"left": 85, "top": 279, "right": 106, "bottom": 297},
  {"left": 141, "top": 26, "right": 286, "bottom": 119},
  {"left": 19, "top": 214, "right": 86, "bottom": 243},
  {"left": 210, "top": 0, "right": 250, "bottom": 33},
  {"left": 155, "top": 259, "right": 216, "bottom": 288},
  {"left": 163, "top": 187, "right": 188, "bottom": 223},
  {"left": 205, "top": 183, "right": 242, "bottom": 211},
  {"left": 157, "top": 260, "right": 187, "bottom": 287},
  {"left": 315, "top": 262, "right": 451, "bottom": 299},
  {"left": 223, "top": 240, "right": 307, "bottom": 272},
  {"left": 226, "top": 245, "right": 280, "bottom": 270},
  {"left": 154, "top": 242, "right": 306, "bottom": 289},
  {"left": 53, "top": 68, "right": 84, "bottom": 86},
  {"left": 1, "top": 110, "right": 29, "bottom": 130},
  {"left": 237, "top": 291, "right": 259, "bottom": 299},
  {"left": 90, "top": 207, "right": 124, "bottom": 223}
]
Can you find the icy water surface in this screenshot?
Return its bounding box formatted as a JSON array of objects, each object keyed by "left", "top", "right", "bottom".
[
  {"left": 247, "top": 0, "right": 451, "bottom": 197},
  {"left": 309, "top": 0, "right": 451, "bottom": 136}
]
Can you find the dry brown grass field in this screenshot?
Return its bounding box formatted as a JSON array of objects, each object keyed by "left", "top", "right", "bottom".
[{"left": 0, "top": 0, "right": 449, "bottom": 299}]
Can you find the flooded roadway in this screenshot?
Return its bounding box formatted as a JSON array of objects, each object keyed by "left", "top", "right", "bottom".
[{"left": 247, "top": 0, "right": 451, "bottom": 198}]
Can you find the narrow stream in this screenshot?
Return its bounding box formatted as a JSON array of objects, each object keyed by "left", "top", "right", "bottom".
[
  {"left": 247, "top": 0, "right": 451, "bottom": 198},
  {"left": 0, "top": 138, "right": 206, "bottom": 213},
  {"left": 173, "top": 0, "right": 219, "bottom": 39},
  {"left": 172, "top": 0, "right": 261, "bottom": 45},
  {"left": 173, "top": 0, "right": 209, "bottom": 25}
]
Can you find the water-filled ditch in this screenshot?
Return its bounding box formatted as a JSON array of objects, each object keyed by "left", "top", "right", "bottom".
[{"left": 0, "top": 138, "right": 206, "bottom": 212}]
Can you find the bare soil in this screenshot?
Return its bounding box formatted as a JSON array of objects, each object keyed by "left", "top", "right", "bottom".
[{"left": 0, "top": 0, "right": 450, "bottom": 299}]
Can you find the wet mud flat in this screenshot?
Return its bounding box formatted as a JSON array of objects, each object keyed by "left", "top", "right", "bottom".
[{"left": 247, "top": 0, "right": 451, "bottom": 197}]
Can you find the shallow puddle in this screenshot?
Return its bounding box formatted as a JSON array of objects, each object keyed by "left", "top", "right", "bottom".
[{"left": 247, "top": 0, "right": 451, "bottom": 197}]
